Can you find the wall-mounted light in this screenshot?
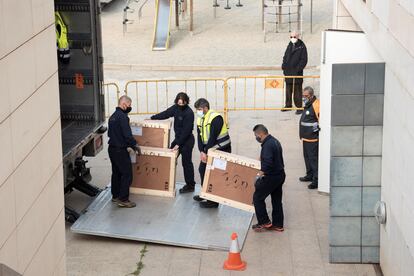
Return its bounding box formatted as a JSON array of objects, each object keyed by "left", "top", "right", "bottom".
[{"left": 374, "top": 201, "right": 387, "bottom": 225}]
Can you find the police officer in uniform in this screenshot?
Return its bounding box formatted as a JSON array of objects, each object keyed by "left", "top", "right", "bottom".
[
  {"left": 108, "top": 95, "right": 141, "bottom": 208},
  {"left": 150, "top": 92, "right": 196, "bottom": 194},
  {"left": 193, "top": 98, "right": 231, "bottom": 208},
  {"left": 299, "top": 86, "right": 320, "bottom": 189}
]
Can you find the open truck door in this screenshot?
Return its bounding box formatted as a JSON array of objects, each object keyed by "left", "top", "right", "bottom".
[{"left": 55, "top": 0, "right": 106, "bottom": 222}]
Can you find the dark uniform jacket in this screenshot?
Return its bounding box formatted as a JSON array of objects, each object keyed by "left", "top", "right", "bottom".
[
  {"left": 151, "top": 104, "right": 194, "bottom": 147},
  {"left": 282, "top": 39, "right": 308, "bottom": 84},
  {"left": 299, "top": 97, "right": 320, "bottom": 142},
  {"left": 260, "top": 135, "right": 285, "bottom": 177},
  {"left": 108, "top": 107, "right": 137, "bottom": 149}
]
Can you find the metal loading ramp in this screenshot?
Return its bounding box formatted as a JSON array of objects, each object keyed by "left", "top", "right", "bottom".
[
  {"left": 152, "top": 0, "right": 172, "bottom": 50},
  {"left": 71, "top": 183, "right": 253, "bottom": 250}
]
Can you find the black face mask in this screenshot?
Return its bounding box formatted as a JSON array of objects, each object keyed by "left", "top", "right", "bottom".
[
  {"left": 123, "top": 106, "right": 132, "bottom": 114},
  {"left": 177, "top": 104, "right": 186, "bottom": 110},
  {"left": 256, "top": 136, "right": 262, "bottom": 143}
]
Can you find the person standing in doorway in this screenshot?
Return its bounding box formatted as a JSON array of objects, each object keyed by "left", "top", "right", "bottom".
[
  {"left": 299, "top": 86, "right": 320, "bottom": 189},
  {"left": 282, "top": 31, "right": 308, "bottom": 115},
  {"left": 150, "top": 92, "right": 196, "bottom": 194},
  {"left": 252, "top": 124, "right": 286, "bottom": 232},
  {"left": 193, "top": 98, "right": 231, "bottom": 208},
  {"left": 108, "top": 95, "right": 141, "bottom": 208}
]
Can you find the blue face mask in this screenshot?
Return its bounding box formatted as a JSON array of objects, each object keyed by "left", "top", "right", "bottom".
[{"left": 303, "top": 97, "right": 309, "bottom": 105}]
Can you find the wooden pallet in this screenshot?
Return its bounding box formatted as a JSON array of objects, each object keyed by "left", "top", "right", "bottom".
[
  {"left": 130, "top": 146, "right": 177, "bottom": 197},
  {"left": 199, "top": 149, "right": 261, "bottom": 212},
  {"left": 130, "top": 120, "right": 172, "bottom": 148}
]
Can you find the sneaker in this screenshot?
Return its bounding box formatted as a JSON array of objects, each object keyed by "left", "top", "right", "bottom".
[
  {"left": 269, "top": 226, "right": 285, "bottom": 232},
  {"left": 295, "top": 110, "right": 303, "bottom": 115},
  {"left": 308, "top": 183, "right": 318, "bottom": 189},
  {"left": 299, "top": 176, "right": 312, "bottom": 182},
  {"left": 199, "top": 200, "right": 219, "bottom": 208},
  {"left": 252, "top": 222, "right": 272, "bottom": 232},
  {"left": 193, "top": 195, "right": 204, "bottom": 202},
  {"left": 117, "top": 200, "right": 136, "bottom": 208},
  {"left": 111, "top": 197, "right": 120, "bottom": 203},
  {"left": 179, "top": 184, "right": 195, "bottom": 194}
]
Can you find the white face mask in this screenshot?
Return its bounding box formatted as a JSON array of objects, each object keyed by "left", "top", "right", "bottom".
[
  {"left": 291, "top": 38, "right": 298, "bottom": 44},
  {"left": 196, "top": 110, "right": 204, "bottom": 118}
]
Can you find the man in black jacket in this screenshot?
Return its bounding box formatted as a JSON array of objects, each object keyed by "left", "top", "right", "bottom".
[
  {"left": 282, "top": 31, "right": 308, "bottom": 115},
  {"left": 150, "top": 92, "right": 196, "bottom": 194},
  {"left": 108, "top": 95, "right": 141, "bottom": 208},
  {"left": 252, "top": 124, "right": 286, "bottom": 232},
  {"left": 194, "top": 98, "right": 231, "bottom": 208}
]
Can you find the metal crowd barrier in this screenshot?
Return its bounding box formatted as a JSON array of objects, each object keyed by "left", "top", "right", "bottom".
[
  {"left": 104, "top": 74, "right": 320, "bottom": 123},
  {"left": 124, "top": 78, "right": 227, "bottom": 121},
  {"left": 225, "top": 75, "right": 320, "bottom": 112},
  {"left": 103, "top": 82, "right": 121, "bottom": 118}
]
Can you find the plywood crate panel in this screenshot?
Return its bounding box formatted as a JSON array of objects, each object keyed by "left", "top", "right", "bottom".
[
  {"left": 200, "top": 149, "right": 261, "bottom": 212},
  {"left": 130, "top": 146, "right": 177, "bottom": 197},
  {"left": 130, "top": 120, "right": 171, "bottom": 148}
]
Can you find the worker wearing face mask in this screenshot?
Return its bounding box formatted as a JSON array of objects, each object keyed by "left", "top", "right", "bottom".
[
  {"left": 193, "top": 98, "right": 231, "bottom": 208},
  {"left": 252, "top": 124, "right": 285, "bottom": 232},
  {"left": 281, "top": 31, "right": 308, "bottom": 115},
  {"left": 299, "top": 86, "right": 320, "bottom": 190},
  {"left": 108, "top": 95, "right": 141, "bottom": 208},
  {"left": 150, "top": 92, "right": 196, "bottom": 194}
]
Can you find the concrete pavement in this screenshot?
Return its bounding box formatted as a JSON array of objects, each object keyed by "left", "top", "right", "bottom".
[{"left": 65, "top": 110, "right": 379, "bottom": 276}]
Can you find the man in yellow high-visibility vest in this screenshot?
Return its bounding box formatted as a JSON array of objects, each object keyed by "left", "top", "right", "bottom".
[
  {"left": 55, "top": 12, "right": 70, "bottom": 63},
  {"left": 193, "top": 98, "right": 231, "bottom": 208}
]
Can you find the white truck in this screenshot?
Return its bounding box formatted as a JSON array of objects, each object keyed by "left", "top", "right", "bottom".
[{"left": 55, "top": 0, "right": 107, "bottom": 222}]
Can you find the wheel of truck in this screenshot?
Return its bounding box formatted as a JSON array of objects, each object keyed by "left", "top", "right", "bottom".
[{"left": 65, "top": 207, "right": 80, "bottom": 223}]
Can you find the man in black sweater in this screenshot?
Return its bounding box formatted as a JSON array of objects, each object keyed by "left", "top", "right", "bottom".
[
  {"left": 194, "top": 98, "right": 231, "bottom": 208},
  {"left": 108, "top": 95, "right": 141, "bottom": 208},
  {"left": 151, "top": 92, "right": 196, "bottom": 194},
  {"left": 282, "top": 31, "right": 308, "bottom": 115},
  {"left": 252, "top": 124, "right": 286, "bottom": 232}
]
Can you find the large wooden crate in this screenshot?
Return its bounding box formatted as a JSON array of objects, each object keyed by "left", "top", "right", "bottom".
[
  {"left": 200, "top": 149, "right": 261, "bottom": 212},
  {"left": 130, "top": 120, "right": 171, "bottom": 148},
  {"left": 130, "top": 146, "right": 178, "bottom": 197}
]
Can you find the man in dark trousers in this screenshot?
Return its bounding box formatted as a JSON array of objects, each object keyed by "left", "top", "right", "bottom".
[
  {"left": 193, "top": 98, "right": 231, "bottom": 208},
  {"left": 282, "top": 31, "right": 308, "bottom": 115},
  {"left": 150, "top": 92, "right": 196, "bottom": 194},
  {"left": 108, "top": 95, "right": 141, "bottom": 208},
  {"left": 252, "top": 124, "right": 286, "bottom": 232},
  {"left": 299, "top": 86, "right": 320, "bottom": 189}
]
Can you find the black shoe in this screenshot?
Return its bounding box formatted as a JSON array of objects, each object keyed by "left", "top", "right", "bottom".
[
  {"left": 295, "top": 110, "right": 303, "bottom": 115},
  {"left": 299, "top": 176, "right": 312, "bottom": 182},
  {"left": 281, "top": 107, "right": 292, "bottom": 112},
  {"left": 179, "top": 184, "right": 195, "bottom": 194},
  {"left": 193, "top": 195, "right": 204, "bottom": 202},
  {"left": 308, "top": 183, "right": 318, "bottom": 189},
  {"left": 199, "top": 200, "right": 219, "bottom": 208}
]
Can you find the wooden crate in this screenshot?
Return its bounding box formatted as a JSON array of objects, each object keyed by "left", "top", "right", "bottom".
[
  {"left": 199, "top": 149, "right": 261, "bottom": 212},
  {"left": 130, "top": 120, "right": 171, "bottom": 148},
  {"left": 130, "top": 146, "right": 178, "bottom": 197}
]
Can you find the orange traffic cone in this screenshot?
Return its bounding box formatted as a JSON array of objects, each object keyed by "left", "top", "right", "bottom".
[{"left": 223, "top": 233, "right": 247, "bottom": 271}]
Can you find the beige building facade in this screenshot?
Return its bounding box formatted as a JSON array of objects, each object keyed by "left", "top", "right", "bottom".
[
  {"left": 0, "top": 0, "right": 66, "bottom": 275},
  {"left": 333, "top": 0, "right": 414, "bottom": 275}
]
